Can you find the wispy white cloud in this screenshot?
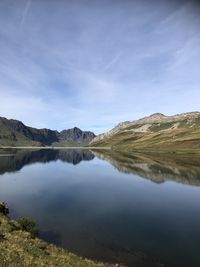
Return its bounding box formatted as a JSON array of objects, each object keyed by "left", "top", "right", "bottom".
[
  {"left": 0, "top": 90, "right": 46, "bottom": 127},
  {"left": 0, "top": 0, "right": 199, "bottom": 133},
  {"left": 103, "top": 52, "right": 122, "bottom": 72},
  {"left": 20, "top": 0, "right": 32, "bottom": 31}
]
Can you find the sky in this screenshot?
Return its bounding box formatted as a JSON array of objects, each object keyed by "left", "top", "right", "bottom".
[{"left": 0, "top": 0, "right": 200, "bottom": 134}]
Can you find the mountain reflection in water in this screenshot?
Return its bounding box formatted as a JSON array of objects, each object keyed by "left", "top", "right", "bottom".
[
  {"left": 94, "top": 150, "right": 200, "bottom": 186},
  {"left": 0, "top": 149, "right": 94, "bottom": 174},
  {"left": 0, "top": 148, "right": 200, "bottom": 186},
  {"left": 0, "top": 149, "right": 200, "bottom": 267}
]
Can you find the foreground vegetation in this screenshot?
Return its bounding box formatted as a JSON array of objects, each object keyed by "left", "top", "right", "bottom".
[{"left": 0, "top": 213, "right": 121, "bottom": 267}]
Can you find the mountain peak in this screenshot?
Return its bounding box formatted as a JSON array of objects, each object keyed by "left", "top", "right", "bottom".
[
  {"left": 0, "top": 116, "right": 95, "bottom": 146},
  {"left": 90, "top": 111, "right": 200, "bottom": 146},
  {"left": 149, "top": 113, "right": 166, "bottom": 118},
  {"left": 72, "top": 127, "right": 81, "bottom": 131}
]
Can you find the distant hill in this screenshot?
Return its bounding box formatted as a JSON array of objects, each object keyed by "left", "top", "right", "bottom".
[
  {"left": 0, "top": 117, "right": 95, "bottom": 147},
  {"left": 90, "top": 112, "right": 200, "bottom": 152}
]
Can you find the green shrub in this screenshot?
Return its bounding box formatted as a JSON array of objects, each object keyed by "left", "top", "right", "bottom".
[
  {"left": 0, "top": 202, "right": 9, "bottom": 215},
  {"left": 16, "top": 217, "right": 38, "bottom": 237}
]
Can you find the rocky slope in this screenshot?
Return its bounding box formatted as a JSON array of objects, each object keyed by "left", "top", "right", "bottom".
[
  {"left": 90, "top": 112, "right": 200, "bottom": 151},
  {"left": 0, "top": 117, "right": 95, "bottom": 147}
]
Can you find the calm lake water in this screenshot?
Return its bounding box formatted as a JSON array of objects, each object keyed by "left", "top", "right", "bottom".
[{"left": 0, "top": 149, "right": 200, "bottom": 267}]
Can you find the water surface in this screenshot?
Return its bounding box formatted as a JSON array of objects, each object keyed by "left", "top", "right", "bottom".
[{"left": 0, "top": 148, "right": 200, "bottom": 267}]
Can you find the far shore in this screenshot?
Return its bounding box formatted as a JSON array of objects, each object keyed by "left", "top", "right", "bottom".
[{"left": 0, "top": 146, "right": 111, "bottom": 150}]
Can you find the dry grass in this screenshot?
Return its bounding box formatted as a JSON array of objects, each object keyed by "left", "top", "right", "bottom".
[
  {"left": 0, "top": 215, "right": 121, "bottom": 267},
  {"left": 92, "top": 118, "right": 200, "bottom": 152}
]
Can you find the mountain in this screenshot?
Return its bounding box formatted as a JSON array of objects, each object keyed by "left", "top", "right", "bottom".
[
  {"left": 90, "top": 112, "right": 200, "bottom": 152},
  {"left": 0, "top": 117, "right": 95, "bottom": 147}
]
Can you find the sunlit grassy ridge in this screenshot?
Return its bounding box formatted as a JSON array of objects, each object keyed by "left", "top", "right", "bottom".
[
  {"left": 91, "top": 116, "right": 200, "bottom": 152},
  {"left": 0, "top": 215, "right": 116, "bottom": 267}
]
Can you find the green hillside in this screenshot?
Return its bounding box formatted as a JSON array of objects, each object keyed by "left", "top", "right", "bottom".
[{"left": 90, "top": 113, "right": 200, "bottom": 152}]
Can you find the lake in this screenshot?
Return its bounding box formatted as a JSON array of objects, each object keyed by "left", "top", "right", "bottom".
[{"left": 0, "top": 148, "right": 200, "bottom": 267}]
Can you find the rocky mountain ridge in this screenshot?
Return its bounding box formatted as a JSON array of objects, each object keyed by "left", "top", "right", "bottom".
[
  {"left": 0, "top": 117, "right": 95, "bottom": 146},
  {"left": 90, "top": 112, "right": 200, "bottom": 145},
  {"left": 90, "top": 111, "right": 200, "bottom": 151}
]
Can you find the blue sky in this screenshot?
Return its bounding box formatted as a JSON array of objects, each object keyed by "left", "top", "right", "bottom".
[{"left": 0, "top": 0, "right": 200, "bottom": 134}]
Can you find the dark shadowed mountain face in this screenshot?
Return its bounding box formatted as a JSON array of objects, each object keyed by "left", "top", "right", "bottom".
[
  {"left": 0, "top": 117, "right": 95, "bottom": 146},
  {"left": 59, "top": 127, "right": 95, "bottom": 144}
]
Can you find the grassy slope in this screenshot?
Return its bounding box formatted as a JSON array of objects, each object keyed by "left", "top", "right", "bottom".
[
  {"left": 0, "top": 121, "right": 42, "bottom": 147},
  {"left": 52, "top": 140, "right": 90, "bottom": 147},
  {"left": 0, "top": 215, "right": 116, "bottom": 267},
  {"left": 92, "top": 118, "right": 200, "bottom": 152}
]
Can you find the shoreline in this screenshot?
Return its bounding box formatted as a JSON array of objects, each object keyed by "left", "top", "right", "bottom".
[
  {"left": 0, "top": 146, "right": 111, "bottom": 150},
  {"left": 0, "top": 214, "right": 125, "bottom": 267}
]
